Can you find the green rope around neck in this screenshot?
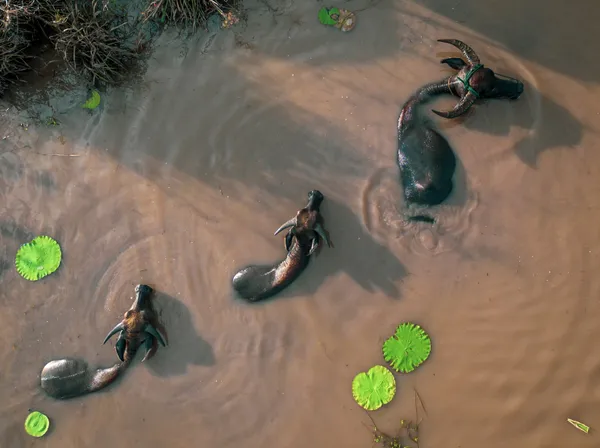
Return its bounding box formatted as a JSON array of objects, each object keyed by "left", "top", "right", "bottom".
[{"left": 457, "top": 64, "right": 483, "bottom": 98}]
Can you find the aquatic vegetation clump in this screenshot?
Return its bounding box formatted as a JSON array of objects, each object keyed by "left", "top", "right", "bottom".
[
  {"left": 15, "top": 235, "right": 62, "bottom": 281},
  {"left": 1, "top": 0, "right": 148, "bottom": 96},
  {"left": 1, "top": 0, "right": 241, "bottom": 97},
  {"left": 141, "top": 0, "right": 240, "bottom": 31},
  {"left": 352, "top": 365, "right": 396, "bottom": 411},
  {"left": 383, "top": 323, "right": 431, "bottom": 373},
  {"left": 0, "top": 0, "right": 39, "bottom": 94},
  {"left": 366, "top": 414, "right": 420, "bottom": 448},
  {"left": 40, "top": 0, "right": 146, "bottom": 86},
  {"left": 317, "top": 6, "right": 356, "bottom": 32}
]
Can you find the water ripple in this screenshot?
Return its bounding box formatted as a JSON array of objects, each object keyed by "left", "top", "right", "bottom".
[{"left": 361, "top": 166, "right": 479, "bottom": 255}]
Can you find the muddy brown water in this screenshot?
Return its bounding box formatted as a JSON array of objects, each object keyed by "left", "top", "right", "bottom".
[{"left": 1, "top": 0, "right": 600, "bottom": 446}]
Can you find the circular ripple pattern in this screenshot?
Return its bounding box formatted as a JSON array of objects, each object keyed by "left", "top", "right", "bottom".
[
  {"left": 361, "top": 167, "right": 479, "bottom": 256},
  {"left": 51, "top": 158, "right": 325, "bottom": 447}
]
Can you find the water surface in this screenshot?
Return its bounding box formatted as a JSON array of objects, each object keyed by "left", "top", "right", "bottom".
[{"left": 1, "top": 0, "right": 600, "bottom": 446}]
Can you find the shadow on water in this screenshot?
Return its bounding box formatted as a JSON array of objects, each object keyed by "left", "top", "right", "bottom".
[
  {"left": 0, "top": 258, "right": 9, "bottom": 280},
  {"left": 411, "top": 0, "right": 600, "bottom": 84},
  {"left": 0, "top": 219, "right": 35, "bottom": 242},
  {"left": 146, "top": 291, "right": 215, "bottom": 377},
  {"left": 83, "top": 72, "right": 371, "bottom": 210},
  {"left": 0, "top": 151, "right": 24, "bottom": 184},
  {"left": 49, "top": 1, "right": 410, "bottom": 210},
  {"left": 1, "top": 422, "right": 27, "bottom": 448},
  {"left": 0, "top": 220, "right": 33, "bottom": 281},
  {"left": 30, "top": 170, "right": 57, "bottom": 191},
  {"left": 236, "top": 196, "right": 406, "bottom": 304},
  {"left": 443, "top": 150, "right": 468, "bottom": 208},
  {"left": 291, "top": 196, "right": 406, "bottom": 297},
  {"left": 456, "top": 82, "right": 583, "bottom": 168}
]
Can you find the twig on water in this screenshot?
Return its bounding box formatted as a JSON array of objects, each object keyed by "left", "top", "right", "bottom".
[
  {"left": 413, "top": 391, "right": 420, "bottom": 448},
  {"left": 19, "top": 145, "right": 81, "bottom": 156},
  {"left": 31, "top": 152, "right": 81, "bottom": 156},
  {"left": 414, "top": 388, "right": 428, "bottom": 417}
]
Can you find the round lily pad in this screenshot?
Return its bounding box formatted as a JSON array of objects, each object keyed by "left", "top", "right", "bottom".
[
  {"left": 15, "top": 236, "right": 62, "bottom": 281},
  {"left": 25, "top": 411, "right": 50, "bottom": 437},
  {"left": 352, "top": 365, "right": 396, "bottom": 411},
  {"left": 383, "top": 323, "right": 432, "bottom": 373}
]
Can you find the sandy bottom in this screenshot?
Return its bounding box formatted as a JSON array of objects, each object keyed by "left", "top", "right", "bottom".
[{"left": 1, "top": 0, "right": 600, "bottom": 446}]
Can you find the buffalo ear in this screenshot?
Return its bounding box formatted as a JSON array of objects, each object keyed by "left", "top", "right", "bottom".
[{"left": 440, "top": 57, "right": 466, "bottom": 71}]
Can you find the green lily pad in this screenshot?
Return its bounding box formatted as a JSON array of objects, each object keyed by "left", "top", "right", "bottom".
[
  {"left": 82, "top": 90, "right": 101, "bottom": 109},
  {"left": 383, "top": 323, "right": 432, "bottom": 373},
  {"left": 15, "top": 236, "right": 62, "bottom": 281},
  {"left": 318, "top": 7, "right": 339, "bottom": 26},
  {"left": 25, "top": 411, "right": 50, "bottom": 437},
  {"left": 352, "top": 365, "right": 396, "bottom": 411}
]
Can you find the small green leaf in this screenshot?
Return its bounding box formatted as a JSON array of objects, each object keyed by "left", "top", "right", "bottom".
[
  {"left": 567, "top": 418, "right": 590, "bottom": 434},
  {"left": 25, "top": 411, "right": 50, "bottom": 437},
  {"left": 318, "top": 7, "right": 339, "bottom": 26},
  {"left": 352, "top": 365, "right": 396, "bottom": 411},
  {"left": 82, "top": 90, "right": 101, "bottom": 109}
]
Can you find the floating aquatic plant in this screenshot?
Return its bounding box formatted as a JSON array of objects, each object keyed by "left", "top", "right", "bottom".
[
  {"left": 352, "top": 365, "right": 396, "bottom": 411},
  {"left": 82, "top": 90, "right": 101, "bottom": 109},
  {"left": 318, "top": 7, "right": 339, "bottom": 26},
  {"left": 25, "top": 411, "right": 50, "bottom": 437},
  {"left": 366, "top": 414, "right": 420, "bottom": 447},
  {"left": 15, "top": 236, "right": 62, "bottom": 281},
  {"left": 383, "top": 323, "right": 431, "bottom": 373}
]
